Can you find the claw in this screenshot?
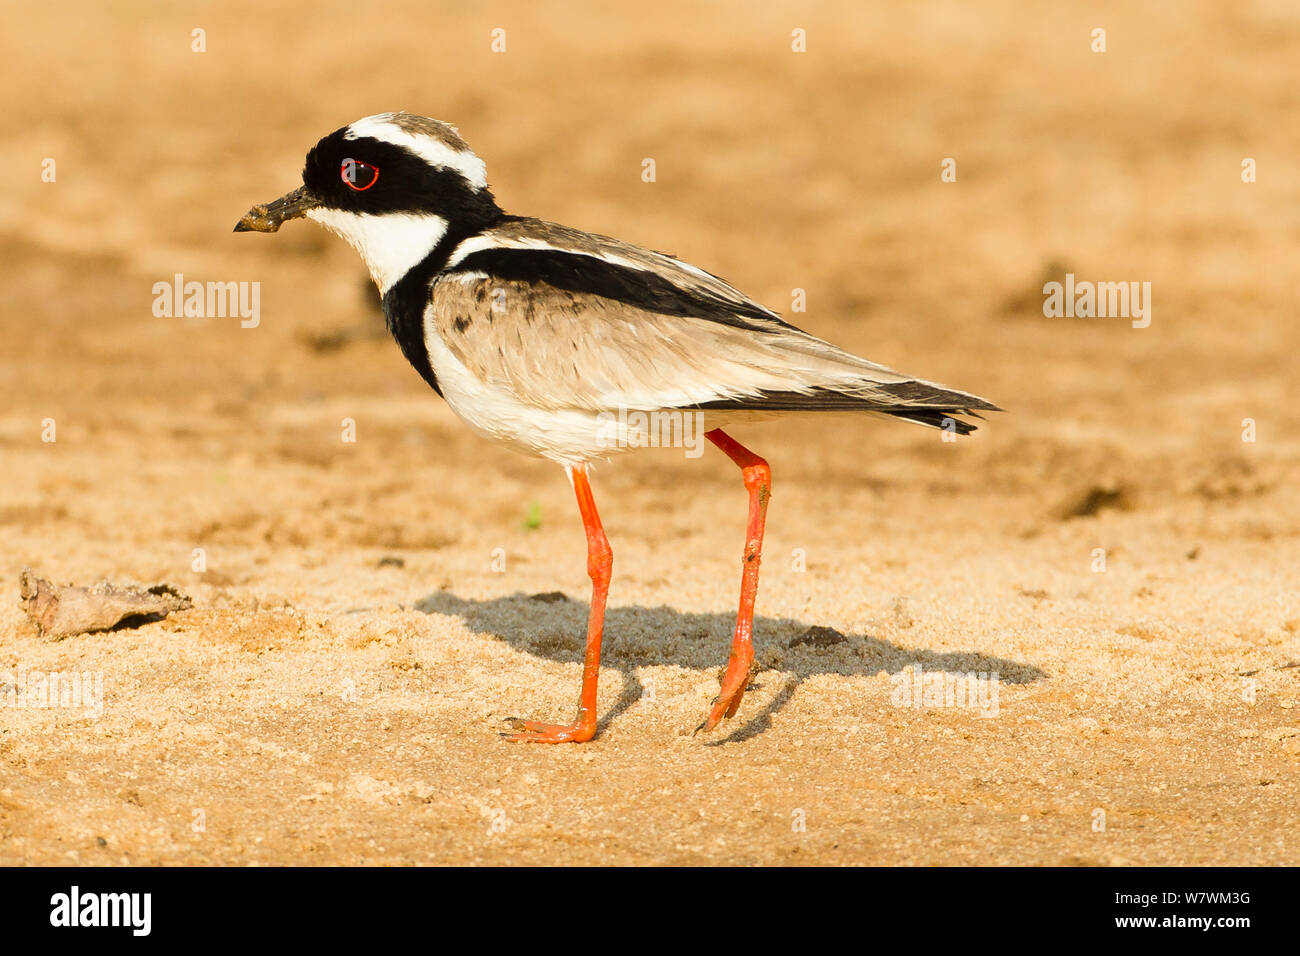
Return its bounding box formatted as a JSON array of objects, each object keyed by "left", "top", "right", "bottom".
[
  {"left": 696, "top": 654, "right": 752, "bottom": 735},
  {"left": 501, "top": 716, "right": 596, "bottom": 744}
]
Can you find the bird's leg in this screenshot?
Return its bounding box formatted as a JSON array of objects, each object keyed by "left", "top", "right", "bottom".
[
  {"left": 697, "top": 428, "right": 770, "bottom": 734},
  {"left": 504, "top": 464, "right": 611, "bottom": 743}
]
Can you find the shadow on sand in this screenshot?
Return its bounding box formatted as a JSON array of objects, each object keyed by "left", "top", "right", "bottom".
[{"left": 415, "top": 590, "right": 1046, "bottom": 744}]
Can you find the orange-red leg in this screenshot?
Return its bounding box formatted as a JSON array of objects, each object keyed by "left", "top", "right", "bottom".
[
  {"left": 696, "top": 428, "right": 770, "bottom": 733},
  {"left": 504, "top": 464, "right": 611, "bottom": 743}
]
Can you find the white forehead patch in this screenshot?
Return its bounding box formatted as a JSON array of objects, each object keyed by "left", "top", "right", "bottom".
[{"left": 345, "top": 113, "right": 488, "bottom": 191}]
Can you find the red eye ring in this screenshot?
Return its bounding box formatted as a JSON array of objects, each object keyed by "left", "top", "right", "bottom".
[{"left": 340, "top": 158, "right": 379, "bottom": 192}]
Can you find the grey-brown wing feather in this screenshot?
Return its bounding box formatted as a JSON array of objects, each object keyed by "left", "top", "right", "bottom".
[
  {"left": 430, "top": 279, "right": 993, "bottom": 422},
  {"left": 431, "top": 218, "right": 999, "bottom": 423},
  {"left": 473, "top": 218, "right": 794, "bottom": 329}
]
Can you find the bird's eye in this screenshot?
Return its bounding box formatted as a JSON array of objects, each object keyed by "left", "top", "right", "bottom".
[{"left": 340, "top": 159, "right": 379, "bottom": 191}]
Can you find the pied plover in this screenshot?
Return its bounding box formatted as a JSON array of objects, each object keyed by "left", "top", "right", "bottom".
[{"left": 236, "top": 112, "right": 999, "bottom": 743}]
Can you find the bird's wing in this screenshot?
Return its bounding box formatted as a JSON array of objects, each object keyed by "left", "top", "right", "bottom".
[{"left": 429, "top": 218, "right": 999, "bottom": 427}]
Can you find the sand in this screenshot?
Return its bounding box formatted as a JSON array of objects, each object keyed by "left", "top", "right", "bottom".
[{"left": 1, "top": 0, "right": 1297, "bottom": 865}]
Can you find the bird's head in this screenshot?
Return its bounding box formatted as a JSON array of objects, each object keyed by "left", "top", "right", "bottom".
[{"left": 235, "top": 112, "right": 502, "bottom": 292}]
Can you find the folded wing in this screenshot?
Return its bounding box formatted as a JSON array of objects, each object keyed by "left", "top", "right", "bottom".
[{"left": 430, "top": 218, "right": 999, "bottom": 432}]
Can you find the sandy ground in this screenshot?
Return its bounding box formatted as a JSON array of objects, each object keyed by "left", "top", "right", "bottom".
[{"left": 2, "top": 0, "right": 1298, "bottom": 865}]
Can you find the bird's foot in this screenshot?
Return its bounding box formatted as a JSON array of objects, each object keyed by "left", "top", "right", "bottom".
[
  {"left": 501, "top": 716, "right": 596, "bottom": 744},
  {"left": 694, "top": 650, "right": 753, "bottom": 735}
]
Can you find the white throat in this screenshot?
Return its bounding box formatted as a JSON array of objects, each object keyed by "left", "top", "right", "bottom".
[{"left": 306, "top": 208, "right": 448, "bottom": 294}]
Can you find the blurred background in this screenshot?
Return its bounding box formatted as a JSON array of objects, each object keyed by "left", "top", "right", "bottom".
[
  {"left": 6, "top": 2, "right": 1296, "bottom": 518},
  {"left": 1, "top": 1, "right": 1297, "bottom": 865}
]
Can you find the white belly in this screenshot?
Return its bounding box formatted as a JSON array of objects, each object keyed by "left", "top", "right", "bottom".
[{"left": 419, "top": 320, "right": 778, "bottom": 465}]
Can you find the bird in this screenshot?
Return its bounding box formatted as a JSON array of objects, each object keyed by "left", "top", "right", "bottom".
[{"left": 235, "top": 112, "right": 999, "bottom": 743}]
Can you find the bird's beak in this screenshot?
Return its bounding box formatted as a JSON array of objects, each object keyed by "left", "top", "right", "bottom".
[{"left": 233, "top": 185, "right": 321, "bottom": 233}]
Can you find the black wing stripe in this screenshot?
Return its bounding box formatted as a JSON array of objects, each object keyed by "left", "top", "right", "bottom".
[
  {"left": 692, "top": 389, "right": 989, "bottom": 434},
  {"left": 447, "top": 247, "right": 794, "bottom": 332},
  {"left": 874, "top": 381, "right": 1002, "bottom": 411},
  {"left": 884, "top": 410, "right": 979, "bottom": 435}
]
